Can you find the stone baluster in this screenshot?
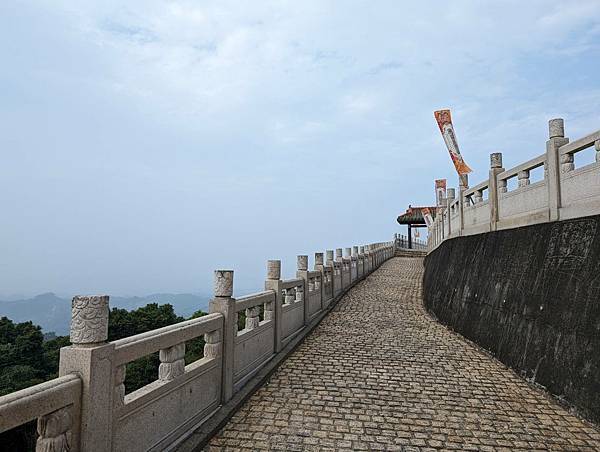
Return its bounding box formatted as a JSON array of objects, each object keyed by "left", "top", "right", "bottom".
[
  {"left": 498, "top": 179, "right": 507, "bottom": 193},
  {"left": 59, "top": 295, "right": 111, "bottom": 452},
  {"left": 595, "top": 140, "right": 600, "bottom": 163},
  {"left": 244, "top": 306, "right": 261, "bottom": 330},
  {"left": 263, "top": 292, "right": 274, "bottom": 321},
  {"left": 209, "top": 270, "right": 235, "bottom": 402},
  {"left": 36, "top": 406, "right": 73, "bottom": 452},
  {"left": 114, "top": 365, "right": 126, "bottom": 408},
  {"left": 203, "top": 329, "right": 222, "bottom": 359},
  {"left": 265, "top": 259, "right": 283, "bottom": 352},
  {"left": 489, "top": 152, "right": 505, "bottom": 231},
  {"left": 546, "top": 118, "right": 569, "bottom": 221},
  {"left": 295, "top": 279, "right": 304, "bottom": 302},
  {"left": 474, "top": 190, "right": 483, "bottom": 203},
  {"left": 560, "top": 154, "right": 574, "bottom": 173},
  {"left": 518, "top": 170, "right": 530, "bottom": 187},
  {"left": 158, "top": 343, "right": 185, "bottom": 381},
  {"left": 284, "top": 287, "right": 295, "bottom": 304}
]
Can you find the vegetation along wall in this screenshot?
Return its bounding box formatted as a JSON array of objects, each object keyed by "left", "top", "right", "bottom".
[{"left": 423, "top": 215, "right": 600, "bottom": 423}]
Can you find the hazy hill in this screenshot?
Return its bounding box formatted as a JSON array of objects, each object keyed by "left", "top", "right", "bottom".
[{"left": 0, "top": 292, "right": 210, "bottom": 335}]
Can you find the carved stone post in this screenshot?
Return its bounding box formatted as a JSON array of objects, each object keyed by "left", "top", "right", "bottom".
[
  {"left": 326, "top": 250, "right": 334, "bottom": 266},
  {"left": 458, "top": 174, "right": 468, "bottom": 234},
  {"left": 209, "top": 270, "right": 235, "bottom": 402},
  {"left": 297, "top": 255, "right": 308, "bottom": 271},
  {"left": 59, "top": 295, "right": 112, "bottom": 452},
  {"left": 314, "top": 252, "right": 324, "bottom": 292},
  {"left": 546, "top": 118, "right": 569, "bottom": 221},
  {"left": 489, "top": 152, "right": 504, "bottom": 231},
  {"left": 334, "top": 248, "right": 343, "bottom": 292},
  {"left": 296, "top": 255, "right": 311, "bottom": 325},
  {"left": 265, "top": 260, "right": 283, "bottom": 352},
  {"left": 314, "top": 252, "right": 324, "bottom": 270},
  {"left": 446, "top": 188, "right": 456, "bottom": 236},
  {"left": 351, "top": 246, "right": 358, "bottom": 282},
  {"left": 595, "top": 140, "right": 600, "bottom": 163},
  {"left": 358, "top": 246, "right": 365, "bottom": 278}
]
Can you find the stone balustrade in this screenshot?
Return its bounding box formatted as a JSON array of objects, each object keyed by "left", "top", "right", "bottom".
[
  {"left": 0, "top": 240, "right": 396, "bottom": 451},
  {"left": 428, "top": 118, "right": 600, "bottom": 252}
]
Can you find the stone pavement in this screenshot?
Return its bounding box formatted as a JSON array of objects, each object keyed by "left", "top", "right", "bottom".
[{"left": 205, "top": 257, "right": 600, "bottom": 451}]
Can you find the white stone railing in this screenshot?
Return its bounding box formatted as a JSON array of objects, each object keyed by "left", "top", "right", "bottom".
[
  {"left": 110, "top": 313, "right": 223, "bottom": 451},
  {"left": 0, "top": 240, "right": 396, "bottom": 451},
  {"left": 428, "top": 118, "right": 600, "bottom": 253}
]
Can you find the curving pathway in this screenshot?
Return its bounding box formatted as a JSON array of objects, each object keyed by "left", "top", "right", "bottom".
[{"left": 205, "top": 257, "right": 600, "bottom": 451}]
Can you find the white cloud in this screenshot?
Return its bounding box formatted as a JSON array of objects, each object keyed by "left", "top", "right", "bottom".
[{"left": 1, "top": 0, "right": 599, "bottom": 295}]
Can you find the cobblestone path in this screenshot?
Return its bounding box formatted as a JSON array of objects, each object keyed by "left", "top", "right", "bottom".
[{"left": 206, "top": 257, "right": 600, "bottom": 451}]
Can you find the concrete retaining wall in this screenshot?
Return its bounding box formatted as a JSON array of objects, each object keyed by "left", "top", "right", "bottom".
[{"left": 423, "top": 215, "right": 600, "bottom": 423}]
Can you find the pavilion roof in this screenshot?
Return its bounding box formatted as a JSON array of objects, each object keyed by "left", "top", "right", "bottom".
[{"left": 396, "top": 206, "right": 437, "bottom": 225}]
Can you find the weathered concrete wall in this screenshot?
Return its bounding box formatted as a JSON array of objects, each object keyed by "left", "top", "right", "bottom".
[{"left": 423, "top": 215, "right": 600, "bottom": 423}]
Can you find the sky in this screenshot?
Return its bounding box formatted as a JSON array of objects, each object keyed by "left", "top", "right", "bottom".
[{"left": 1, "top": 1, "right": 599, "bottom": 298}]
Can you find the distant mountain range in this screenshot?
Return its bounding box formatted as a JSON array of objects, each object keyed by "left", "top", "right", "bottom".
[{"left": 0, "top": 292, "right": 211, "bottom": 335}]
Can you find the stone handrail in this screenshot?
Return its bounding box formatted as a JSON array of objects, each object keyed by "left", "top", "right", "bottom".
[
  {"left": 0, "top": 240, "right": 396, "bottom": 451},
  {"left": 0, "top": 374, "right": 81, "bottom": 451},
  {"left": 428, "top": 118, "right": 600, "bottom": 253}
]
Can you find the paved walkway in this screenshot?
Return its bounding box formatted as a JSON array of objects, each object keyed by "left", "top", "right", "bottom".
[{"left": 206, "top": 257, "right": 600, "bottom": 451}]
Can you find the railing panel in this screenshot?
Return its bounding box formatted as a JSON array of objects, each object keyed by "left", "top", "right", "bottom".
[
  {"left": 560, "top": 162, "right": 600, "bottom": 220},
  {"left": 333, "top": 263, "right": 342, "bottom": 297},
  {"left": 322, "top": 267, "right": 334, "bottom": 307},
  {"left": 304, "top": 271, "right": 323, "bottom": 321},
  {"left": 280, "top": 279, "right": 304, "bottom": 345},
  {"left": 114, "top": 357, "right": 222, "bottom": 452},
  {"left": 111, "top": 313, "right": 223, "bottom": 452},
  {"left": 498, "top": 180, "right": 548, "bottom": 227},
  {"left": 463, "top": 201, "right": 490, "bottom": 231},
  {"left": 341, "top": 259, "right": 351, "bottom": 288},
  {"left": 232, "top": 291, "right": 276, "bottom": 390}
]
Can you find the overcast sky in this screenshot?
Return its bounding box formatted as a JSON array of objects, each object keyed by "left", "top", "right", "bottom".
[{"left": 1, "top": 1, "right": 599, "bottom": 298}]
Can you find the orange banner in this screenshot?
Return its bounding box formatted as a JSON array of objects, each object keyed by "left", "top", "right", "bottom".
[
  {"left": 434, "top": 109, "right": 472, "bottom": 176},
  {"left": 422, "top": 207, "right": 434, "bottom": 228}
]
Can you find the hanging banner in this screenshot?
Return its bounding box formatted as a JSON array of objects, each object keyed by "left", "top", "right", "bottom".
[
  {"left": 422, "top": 207, "right": 434, "bottom": 228},
  {"left": 434, "top": 109, "right": 472, "bottom": 176},
  {"left": 435, "top": 179, "right": 447, "bottom": 207}
]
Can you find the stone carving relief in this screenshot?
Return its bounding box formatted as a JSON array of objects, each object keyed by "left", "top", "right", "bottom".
[{"left": 70, "top": 295, "right": 109, "bottom": 344}]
